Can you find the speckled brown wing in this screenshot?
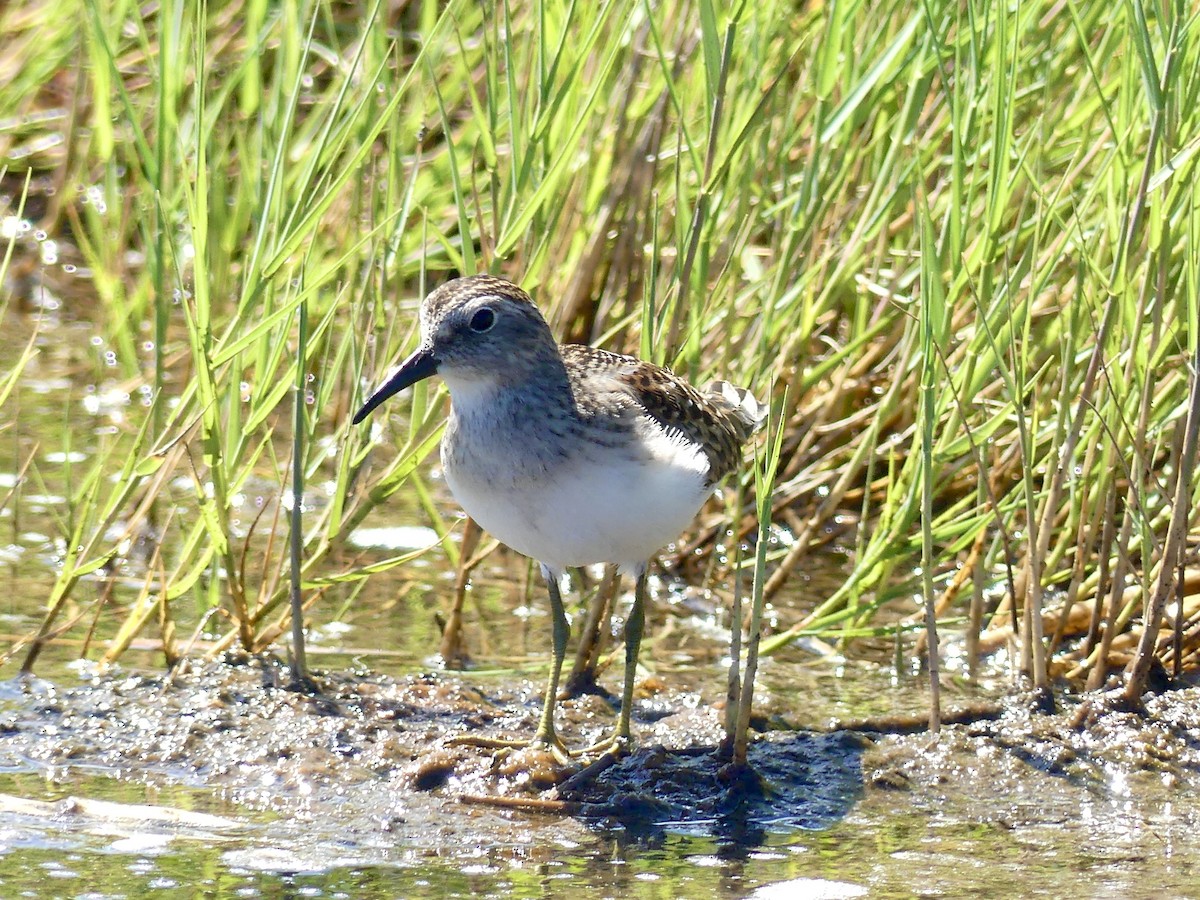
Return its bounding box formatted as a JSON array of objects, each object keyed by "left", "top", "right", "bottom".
[{"left": 560, "top": 344, "right": 760, "bottom": 484}]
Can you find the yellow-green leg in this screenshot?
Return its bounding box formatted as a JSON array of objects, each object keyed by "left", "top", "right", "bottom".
[
  {"left": 450, "top": 564, "right": 572, "bottom": 764},
  {"left": 532, "top": 565, "right": 570, "bottom": 753},
  {"left": 613, "top": 568, "right": 647, "bottom": 747},
  {"left": 578, "top": 567, "right": 647, "bottom": 758}
]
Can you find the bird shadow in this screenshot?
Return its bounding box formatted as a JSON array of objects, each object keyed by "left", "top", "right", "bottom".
[{"left": 554, "top": 731, "right": 867, "bottom": 847}]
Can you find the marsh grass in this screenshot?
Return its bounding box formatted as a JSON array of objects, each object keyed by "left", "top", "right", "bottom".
[{"left": 1, "top": 0, "right": 1199, "bottom": 709}]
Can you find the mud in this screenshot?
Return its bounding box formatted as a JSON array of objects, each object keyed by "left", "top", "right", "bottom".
[{"left": 3, "top": 653, "right": 1198, "bottom": 861}]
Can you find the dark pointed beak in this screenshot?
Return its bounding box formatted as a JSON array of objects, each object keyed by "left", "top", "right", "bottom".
[{"left": 352, "top": 345, "right": 439, "bottom": 424}]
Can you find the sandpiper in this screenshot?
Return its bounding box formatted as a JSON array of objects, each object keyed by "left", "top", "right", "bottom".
[{"left": 354, "top": 275, "right": 760, "bottom": 758}]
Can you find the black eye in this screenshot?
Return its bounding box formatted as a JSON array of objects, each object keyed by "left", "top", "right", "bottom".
[{"left": 469, "top": 307, "right": 496, "bottom": 332}]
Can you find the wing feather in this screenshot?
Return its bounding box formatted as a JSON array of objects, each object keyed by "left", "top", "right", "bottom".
[{"left": 559, "top": 344, "right": 759, "bottom": 483}]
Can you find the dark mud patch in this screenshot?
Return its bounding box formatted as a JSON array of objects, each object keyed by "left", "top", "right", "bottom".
[{"left": 554, "top": 732, "right": 867, "bottom": 842}]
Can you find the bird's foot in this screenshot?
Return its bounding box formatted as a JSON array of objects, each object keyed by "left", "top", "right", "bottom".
[
  {"left": 448, "top": 733, "right": 577, "bottom": 790},
  {"left": 554, "top": 737, "right": 629, "bottom": 794},
  {"left": 572, "top": 731, "right": 632, "bottom": 761},
  {"left": 448, "top": 732, "right": 573, "bottom": 768}
]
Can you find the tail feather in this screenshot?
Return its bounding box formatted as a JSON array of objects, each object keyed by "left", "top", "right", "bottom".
[{"left": 706, "top": 380, "right": 766, "bottom": 439}]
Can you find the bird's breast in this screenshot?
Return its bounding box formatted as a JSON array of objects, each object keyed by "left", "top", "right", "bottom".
[{"left": 440, "top": 409, "right": 712, "bottom": 572}]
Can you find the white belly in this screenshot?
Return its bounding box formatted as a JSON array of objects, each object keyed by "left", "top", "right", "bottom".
[{"left": 443, "top": 428, "right": 711, "bottom": 574}]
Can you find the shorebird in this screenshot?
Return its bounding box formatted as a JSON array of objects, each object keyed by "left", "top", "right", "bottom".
[{"left": 354, "top": 275, "right": 759, "bottom": 758}]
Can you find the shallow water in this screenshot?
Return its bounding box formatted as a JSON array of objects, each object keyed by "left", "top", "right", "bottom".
[{"left": 1, "top": 654, "right": 1198, "bottom": 900}]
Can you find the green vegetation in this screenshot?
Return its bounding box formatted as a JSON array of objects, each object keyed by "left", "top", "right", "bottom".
[{"left": 2, "top": 0, "right": 1198, "bottom": 707}]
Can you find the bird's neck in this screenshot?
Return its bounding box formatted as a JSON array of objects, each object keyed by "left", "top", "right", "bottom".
[
  {"left": 442, "top": 360, "right": 575, "bottom": 433},
  {"left": 441, "top": 361, "right": 580, "bottom": 483}
]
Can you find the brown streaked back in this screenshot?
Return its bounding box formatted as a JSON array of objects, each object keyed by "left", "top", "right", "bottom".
[{"left": 560, "top": 344, "right": 761, "bottom": 484}]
